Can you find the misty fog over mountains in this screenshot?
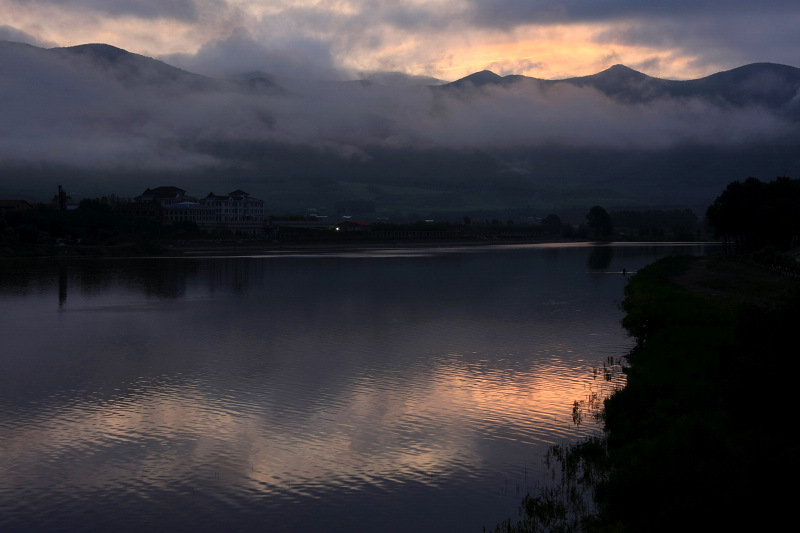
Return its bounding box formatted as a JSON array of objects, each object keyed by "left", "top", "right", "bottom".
[{"left": 2, "top": 40, "right": 799, "bottom": 216}]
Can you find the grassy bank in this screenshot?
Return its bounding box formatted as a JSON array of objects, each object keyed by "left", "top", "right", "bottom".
[
  {"left": 605, "top": 255, "right": 798, "bottom": 531},
  {"left": 496, "top": 255, "right": 800, "bottom": 532}
]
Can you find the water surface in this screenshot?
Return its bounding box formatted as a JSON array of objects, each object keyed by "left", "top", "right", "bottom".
[{"left": 0, "top": 243, "right": 713, "bottom": 532}]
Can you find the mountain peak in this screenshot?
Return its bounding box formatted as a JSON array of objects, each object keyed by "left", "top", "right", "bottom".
[
  {"left": 447, "top": 70, "right": 504, "bottom": 89},
  {"left": 607, "top": 64, "right": 637, "bottom": 72},
  {"left": 467, "top": 70, "right": 502, "bottom": 79},
  {"left": 591, "top": 64, "right": 649, "bottom": 80},
  {"left": 46, "top": 42, "right": 226, "bottom": 93},
  {"left": 56, "top": 43, "right": 132, "bottom": 63},
  {"left": 559, "top": 63, "right": 665, "bottom": 102}
]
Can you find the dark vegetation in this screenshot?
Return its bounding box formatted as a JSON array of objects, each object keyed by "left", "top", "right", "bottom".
[
  {"left": 706, "top": 176, "right": 800, "bottom": 253},
  {"left": 2, "top": 194, "right": 709, "bottom": 257},
  {"left": 0, "top": 197, "right": 201, "bottom": 257},
  {"left": 493, "top": 255, "right": 799, "bottom": 533},
  {"left": 272, "top": 205, "right": 705, "bottom": 243},
  {"left": 492, "top": 176, "right": 800, "bottom": 532},
  {"left": 585, "top": 206, "right": 613, "bottom": 240},
  {"left": 606, "top": 256, "right": 797, "bottom": 531}
]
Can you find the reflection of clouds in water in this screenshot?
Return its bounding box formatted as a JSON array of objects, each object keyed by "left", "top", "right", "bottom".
[
  {"left": 0, "top": 347, "right": 604, "bottom": 499},
  {"left": 0, "top": 378, "right": 460, "bottom": 496},
  {"left": 0, "top": 246, "right": 707, "bottom": 532}
]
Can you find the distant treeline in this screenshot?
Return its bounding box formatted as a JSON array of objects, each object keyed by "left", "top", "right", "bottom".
[
  {"left": 706, "top": 175, "right": 800, "bottom": 252},
  {"left": 0, "top": 198, "right": 199, "bottom": 255},
  {"left": 2, "top": 198, "right": 712, "bottom": 257}
]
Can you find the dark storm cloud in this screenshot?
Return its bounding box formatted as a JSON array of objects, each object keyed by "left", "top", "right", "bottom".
[
  {"left": 348, "top": 1, "right": 462, "bottom": 33},
  {"left": 9, "top": 0, "right": 198, "bottom": 20},
  {"left": 594, "top": 12, "right": 800, "bottom": 73},
  {"left": 465, "top": 0, "right": 800, "bottom": 28}
]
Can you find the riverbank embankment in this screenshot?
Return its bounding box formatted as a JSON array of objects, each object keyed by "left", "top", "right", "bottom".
[
  {"left": 602, "top": 254, "right": 798, "bottom": 531},
  {"left": 495, "top": 253, "right": 799, "bottom": 532}
]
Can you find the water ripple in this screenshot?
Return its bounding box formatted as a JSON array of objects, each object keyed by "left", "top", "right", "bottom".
[{"left": 1, "top": 245, "right": 711, "bottom": 532}]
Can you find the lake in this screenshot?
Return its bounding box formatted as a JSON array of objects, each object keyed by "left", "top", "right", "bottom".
[{"left": 0, "top": 243, "right": 714, "bottom": 532}]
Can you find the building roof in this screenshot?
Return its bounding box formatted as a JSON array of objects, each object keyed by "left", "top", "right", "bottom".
[
  {"left": 140, "top": 186, "right": 186, "bottom": 198},
  {"left": 136, "top": 186, "right": 261, "bottom": 205}
]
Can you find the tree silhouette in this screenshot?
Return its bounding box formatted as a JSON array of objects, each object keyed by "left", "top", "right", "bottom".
[
  {"left": 542, "top": 213, "right": 562, "bottom": 234},
  {"left": 706, "top": 176, "right": 800, "bottom": 253},
  {"left": 586, "top": 205, "right": 613, "bottom": 240}
]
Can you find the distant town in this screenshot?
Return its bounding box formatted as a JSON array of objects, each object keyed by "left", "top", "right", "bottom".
[{"left": 1, "top": 183, "right": 712, "bottom": 257}]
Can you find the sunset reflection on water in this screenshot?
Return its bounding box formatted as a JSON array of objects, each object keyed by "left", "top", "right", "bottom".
[{"left": 0, "top": 244, "right": 710, "bottom": 532}]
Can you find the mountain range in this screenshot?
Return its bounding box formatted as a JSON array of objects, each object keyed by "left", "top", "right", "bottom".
[{"left": 2, "top": 40, "right": 799, "bottom": 218}]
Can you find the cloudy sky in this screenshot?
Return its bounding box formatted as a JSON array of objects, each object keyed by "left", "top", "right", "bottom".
[{"left": 2, "top": 0, "right": 799, "bottom": 81}]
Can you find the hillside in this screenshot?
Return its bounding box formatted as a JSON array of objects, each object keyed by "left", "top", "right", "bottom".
[{"left": 1, "top": 40, "right": 799, "bottom": 216}]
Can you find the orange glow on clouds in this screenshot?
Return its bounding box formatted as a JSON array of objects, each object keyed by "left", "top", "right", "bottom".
[
  {"left": 402, "top": 24, "right": 705, "bottom": 81},
  {"left": 3, "top": 1, "right": 714, "bottom": 81}
]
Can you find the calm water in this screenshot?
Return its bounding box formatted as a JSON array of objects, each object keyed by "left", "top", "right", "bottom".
[{"left": 0, "top": 243, "right": 713, "bottom": 532}]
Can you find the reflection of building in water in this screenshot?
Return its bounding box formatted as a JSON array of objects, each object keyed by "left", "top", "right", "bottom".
[
  {"left": 586, "top": 245, "right": 614, "bottom": 270},
  {"left": 58, "top": 263, "right": 68, "bottom": 307},
  {"left": 120, "top": 186, "right": 265, "bottom": 235}
]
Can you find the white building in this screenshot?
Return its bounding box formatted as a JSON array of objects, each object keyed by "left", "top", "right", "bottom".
[
  {"left": 200, "top": 190, "right": 265, "bottom": 234},
  {"left": 132, "top": 186, "right": 265, "bottom": 234}
]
